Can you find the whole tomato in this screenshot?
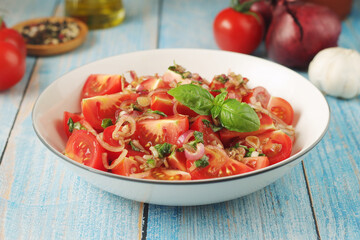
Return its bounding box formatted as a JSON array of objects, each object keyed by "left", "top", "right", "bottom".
[
  {"left": 213, "top": 1, "right": 265, "bottom": 54},
  {"left": 0, "top": 18, "right": 6, "bottom": 29},
  {"left": 0, "top": 25, "right": 26, "bottom": 91}
]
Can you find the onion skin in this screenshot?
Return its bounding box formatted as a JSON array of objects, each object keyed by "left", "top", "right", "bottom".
[{"left": 265, "top": 1, "right": 341, "bottom": 69}]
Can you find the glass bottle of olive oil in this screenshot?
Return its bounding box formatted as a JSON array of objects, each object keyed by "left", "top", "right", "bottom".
[{"left": 65, "top": 0, "right": 125, "bottom": 30}]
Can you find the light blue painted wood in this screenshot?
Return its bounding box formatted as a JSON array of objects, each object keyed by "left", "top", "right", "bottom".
[
  {"left": 146, "top": 1, "right": 318, "bottom": 239},
  {"left": 1, "top": 0, "right": 360, "bottom": 239},
  {"left": 0, "top": 0, "right": 160, "bottom": 239}
]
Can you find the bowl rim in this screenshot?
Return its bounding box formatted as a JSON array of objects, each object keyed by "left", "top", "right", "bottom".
[{"left": 32, "top": 48, "right": 331, "bottom": 185}]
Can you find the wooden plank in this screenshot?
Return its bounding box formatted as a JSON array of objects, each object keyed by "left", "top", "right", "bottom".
[
  {"left": 146, "top": 1, "right": 318, "bottom": 239},
  {"left": 0, "top": 0, "right": 58, "bottom": 161},
  {"left": 0, "top": 0, "right": 160, "bottom": 239},
  {"left": 301, "top": 1, "right": 360, "bottom": 239}
]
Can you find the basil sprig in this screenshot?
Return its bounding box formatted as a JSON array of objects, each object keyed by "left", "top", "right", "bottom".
[{"left": 168, "top": 84, "right": 260, "bottom": 132}]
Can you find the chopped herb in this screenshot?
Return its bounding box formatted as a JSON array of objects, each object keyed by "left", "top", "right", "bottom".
[
  {"left": 168, "top": 64, "right": 192, "bottom": 79},
  {"left": 147, "top": 109, "right": 167, "bottom": 117},
  {"left": 194, "top": 155, "right": 209, "bottom": 168},
  {"left": 101, "top": 118, "right": 113, "bottom": 129},
  {"left": 130, "top": 103, "right": 142, "bottom": 111},
  {"left": 129, "top": 141, "right": 141, "bottom": 151},
  {"left": 214, "top": 74, "right": 228, "bottom": 84},
  {"left": 154, "top": 143, "right": 173, "bottom": 158},
  {"left": 259, "top": 153, "right": 266, "bottom": 156},
  {"left": 187, "top": 131, "right": 204, "bottom": 149},
  {"left": 67, "top": 117, "right": 85, "bottom": 132},
  {"left": 245, "top": 148, "right": 255, "bottom": 157},
  {"left": 176, "top": 147, "right": 184, "bottom": 152},
  {"left": 201, "top": 119, "right": 223, "bottom": 132},
  {"left": 146, "top": 159, "right": 156, "bottom": 168},
  {"left": 67, "top": 117, "right": 74, "bottom": 133}
]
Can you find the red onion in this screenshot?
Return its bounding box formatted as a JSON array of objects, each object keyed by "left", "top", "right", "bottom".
[
  {"left": 265, "top": 0, "right": 341, "bottom": 68},
  {"left": 176, "top": 130, "right": 194, "bottom": 146},
  {"left": 184, "top": 143, "right": 205, "bottom": 161},
  {"left": 240, "top": 0, "right": 273, "bottom": 30}
]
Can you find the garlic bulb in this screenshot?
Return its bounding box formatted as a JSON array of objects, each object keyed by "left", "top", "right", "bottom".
[{"left": 308, "top": 47, "right": 360, "bottom": 99}]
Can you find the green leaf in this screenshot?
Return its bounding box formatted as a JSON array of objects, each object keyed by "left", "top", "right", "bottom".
[
  {"left": 168, "top": 84, "right": 214, "bottom": 115},
  {"left": 67, "top": 117, "right": 74, "bottom": 133},
  {"left": 101, "top": 118, "right": 113, "bottom": 129},
  {"left": 146, "top": 109, "right": 167, "bottom": 117},
  {"left": 201, "top": 119, "right": 222, "bottom": 132},
  {"left": 146, "top": 159, "right": 156, "bottom": 168},
  {"left": 194, "top": 155, "right": 209, "bottom": 168},
  {"left": 193, "top": 131, "right": 204, "bottom": 143},
  {"left": 154, "top": 143, "right": 173, "bottom": 158},
  {"left": 212, "top": 91, "right": 227, "bottom": 119},
  {"left": 129, "top": 141, "right": 141, "bottom": 152},
  {"left": 219, "top": 99, "right": 260, "bottom": 132}
]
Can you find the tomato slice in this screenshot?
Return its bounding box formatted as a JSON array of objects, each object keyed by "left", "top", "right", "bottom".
[
  {"left": 82, "top": 92, "right": 139, "bottom": 130},
  {"left": 258, "top": 130, "right": 292, "bottom": 165},
  {"left": 130, "top": 168, "right": 191, "bottom": 180},
  {"left": 167, "top": 150, "right": 187, "bottom": 171},
  {"left": 187, "top": 146, "right": 254, "bottom": 180},
  {"left": 267, "top": 96, "right": 294, "bottom": 125},
  {"left": 241, "top": 156, "right": 270, "bottom": 170},
  {"left": 190, "top": 115, "right": 222, "bottom": 146},
  {"left": 138, "top": 76, "right": 170, "bottom": 91},
  {"left": 242, "top": 86, "right": 271, "bottom": 108},
  {"left": 134, "top": 115, "right": 189, "bottom": 146},
  {"left": 219, "top": 112, "right": 276, "bottom": 146},
  {"left": 81, "top": 74, "right": 127, "bottom": 99},
  {"left": 63, "top": 111, "right": 83, "bottom": 138},
  {"left": 64, "top": 130, "right": 106, "bottom": 171},
  {"left": 111, "top": 156, "right": 141, "bottom": 176},
  {"left": 150, "top": 92, "right": 174, "bottom": 116}
]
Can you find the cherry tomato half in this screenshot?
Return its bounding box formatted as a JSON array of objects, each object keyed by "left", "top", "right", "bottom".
[
  {"left": 65, "top": 130, "right": 106, "bottom": 171},
  {"left": 267, "top": 96, "right": 294, "bottom": 125}
]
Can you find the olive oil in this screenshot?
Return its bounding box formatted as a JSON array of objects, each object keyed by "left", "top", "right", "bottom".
[{"left": 65, "top": 0, "right": 125, "bottom": 30}]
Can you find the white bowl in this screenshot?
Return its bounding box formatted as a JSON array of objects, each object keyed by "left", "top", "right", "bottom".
[{"left": 32, "top": 49, "right": 330, "bottom": 206}]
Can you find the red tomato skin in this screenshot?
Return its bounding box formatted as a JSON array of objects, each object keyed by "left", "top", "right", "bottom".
[
  {"left": 242, "top": 156, "right": 270, "bottom": 170},
  {"left": 65, "top": 130, "right": 106, "bottom": 171},
  {"left": 190, "top": 115, "right": 221, "bottom": 146},
  {"left": 111, "top": 157, "right": 141, "bottom": 176},
  {"left": 150, "top": 92, "right": 174, "bottom": 116},
  {"left": 81, "top": 74, "right": 127, "bottom": 99},
  {"left": 219, "top": 112, "right": 276, "bottom": 146},
  {"left": 63, "top": 111, "right": 83, "bottom": 138},
  {"left": 0, "top": 19, "right": 6, "bottom": 29},
  {"left": 187, "top": 147, "right": 254, "bottom": 180},
  {"left": 213, "top": 8, "right": 264, "bottom": 54},
  {"left": 134, "top": 115, "right": 189, "bottom": 146},
  {"left": 267, "top": 96, "right": 294, "bottom": 125},
  {"left": 0, "top": 28, "right": 27, "bottom": 56},
  {"left": 82, "top": 92, "right": 139, "bottom": 130},
  {"left": 258, "top": 130, "right": 292, "bottom": 165},
  {"left": 167, "top": 150, "right": 187, "bottom": 172},
  {"left": 0, "top": 42, "right": 26, "bottom": 91}
]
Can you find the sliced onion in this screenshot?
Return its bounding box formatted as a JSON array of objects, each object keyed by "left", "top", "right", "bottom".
[
  {"left": 176, "top": 130, "right": 194, "bottom": 146},
  {"left": 80, "top": 120, "right": 98, "bottom": 136},
  {"left": 184, "top": 143, "right": 205, "bottom": 161},
  {"left": 96, "top": 133, "right": 125, "bottom": 152},
  {"left": 102, "top": 149, "right": 128, "bottom": 170},
  {"left": 172, "top": 101, "right": 179, "bottom": 115},
  {"left": 112, "top": 115, "right": 136, "bottom": 139},
  {"left": 148, "top": 88, "right": 168, "bottom": 97}
]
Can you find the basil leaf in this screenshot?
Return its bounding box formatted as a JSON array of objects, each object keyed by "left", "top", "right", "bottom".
[
  {"left": 201, "top": 119, "right": 223, "bottom": 132},
  {"left": 219, "top": 99, "right": 260, "bottom": 132},
  {"left": 154, "top": 143, "right": 173, "bottom": 158},
  {"left": 101, "top": 118, "right": 113, "bottom": 129},
  {"left": 211, "top": 106, "right": 222, "bottom": 119},
  {"left": 193, "top": 131, "right": 204, "bottom": 143},
  {"left": 194, "top": 155, "right": 209, "bottom": 168},
  {"left": 168, "top": 84, "right": 214, "bottom": 115},
  {"left": 129, "top": 141, "right": 141, "bottom": 152},
  {"left": 146, "top": 159, "right": 156, "bottom": 168},
  {"left": 147, "top": 109, "right": 167, "bottom": 117},
  {"left": 67, "top": 117, "right": 74, "bottom": 133}
]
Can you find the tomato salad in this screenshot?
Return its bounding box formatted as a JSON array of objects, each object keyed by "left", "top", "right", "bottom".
[{"left": 63, "top": 64, "right": 295, "bottom": 180}]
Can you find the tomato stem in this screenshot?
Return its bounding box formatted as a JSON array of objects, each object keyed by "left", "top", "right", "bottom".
[{"left": 231, "top": 0, "right": 261, "bottom": 13}]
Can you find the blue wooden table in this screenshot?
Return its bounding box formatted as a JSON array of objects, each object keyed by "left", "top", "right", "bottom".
[{"left": 1, "top": 0, "right": 359, "bottom": 239}]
